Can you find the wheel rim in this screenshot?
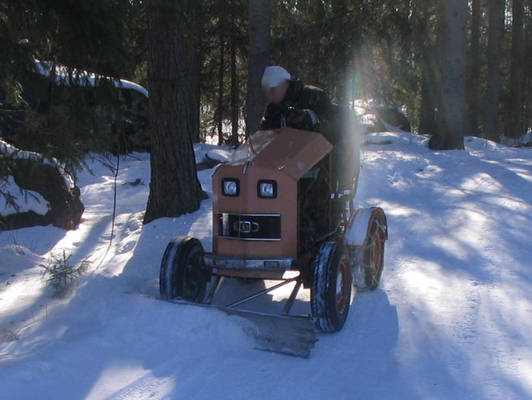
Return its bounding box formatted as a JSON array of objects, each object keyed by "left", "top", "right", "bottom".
[
  {"left": 367, "top": 230, "right": 383, "bottom": 286},
  {"left": 335, "top": 255, "right": 350, "bottom": 314}
]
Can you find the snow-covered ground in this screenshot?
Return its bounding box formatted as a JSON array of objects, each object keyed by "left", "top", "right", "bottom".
[{"left": 1, "top": 130, "right": 531, "bottom": 399}]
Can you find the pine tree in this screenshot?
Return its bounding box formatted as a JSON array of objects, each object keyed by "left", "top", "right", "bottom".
[
  {"left": 143, "top": 0, "right": 204, "bottom": 223},
  {"left": 0, "top": 0, "right": 139, "bottom": 170},
  {"left": 468, "top": 0, "right": 482, "bottom": 136},
  {"left": 485, "top": 0, "right": 505, "bottom": 141},
  {"left": 246, "top": 0, "right": 270, "bottom": 136},
  {"left": 506, "top": 0, "right": 525, "bottom": 138},
  {"left": 429, "top": 0, "right": 467, "bottom": 150}
]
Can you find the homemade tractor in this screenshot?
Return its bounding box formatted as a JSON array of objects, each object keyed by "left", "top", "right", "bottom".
[{"left": 159, "top": 128, "right": 388, "bottom": 357}]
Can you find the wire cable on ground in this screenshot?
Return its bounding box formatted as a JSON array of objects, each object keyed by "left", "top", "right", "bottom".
[{"left": 95, "top": 153, "right": 120, "bottom": 270}]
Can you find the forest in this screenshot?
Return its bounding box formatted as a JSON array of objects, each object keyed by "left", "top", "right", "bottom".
[
  {"left": 1, "top": 1, "right": 531, "bottom": 146},
  {"left": 2, "top": 2, "right": 532, "bottom": 398},
  {"left": 2, "top": 0, "right": 531, "bottom": 222}
]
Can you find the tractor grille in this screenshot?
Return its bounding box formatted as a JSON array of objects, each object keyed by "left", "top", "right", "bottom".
[{"left": 217, "top": 213, "right": 281, "bottom": 241}]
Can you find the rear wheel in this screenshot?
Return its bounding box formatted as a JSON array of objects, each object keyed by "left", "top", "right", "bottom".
[
  {"left": 363, "top": 221, "right": 385, "bottom": 290},
  {"left": 159, "top": 236, "right": 210, "bottom": 302},
  {"left": 311, "top": 241, "right": 352, "bottom": 332}
]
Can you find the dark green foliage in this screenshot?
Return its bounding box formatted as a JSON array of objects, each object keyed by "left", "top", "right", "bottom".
[
  {"left": 2, "top": 0, "right": 532, "bottom": 155},
  {"left": 0, "top": 0, "right": 144, "bottom": 173}
]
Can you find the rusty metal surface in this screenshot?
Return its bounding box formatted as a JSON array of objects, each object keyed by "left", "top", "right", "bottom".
[
  {"left": 229, "top": 128, "right": 333, "bottom": 180},
  {"left": 213, "top": 165, "right": 298, "bottom": 258},
  {"left": 252, "top": 128, "right": 332, "bottom": 180},
  {"left": 211, "top": 128, "right": 332, "bottom": 260}
]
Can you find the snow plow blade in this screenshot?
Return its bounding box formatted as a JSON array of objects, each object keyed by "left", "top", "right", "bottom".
[
  {"left": 127, "top": 292, "right": 317, "bottom": 358},
  {"left": 169, "top": 299, "right": 318, "bottom": 358},
  {"left": 220, "top": 307, "right": 317, "bottom": 358}
]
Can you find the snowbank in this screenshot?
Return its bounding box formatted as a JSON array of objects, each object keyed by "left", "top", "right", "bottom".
[
  {"left": 0, "top": 139, "right": 75, "bottom": 189},
  {"left": 500, "top": 132, "right": 532, "bottom": 147},
  {"left": 1, "top": 176, "right": 50, "bottom": 216},
  {"left": 193, "top": 142, "right": 234, "bottom": 166},
  {"left": 34, "top": 60, "right": 149, "bottom": 98}
]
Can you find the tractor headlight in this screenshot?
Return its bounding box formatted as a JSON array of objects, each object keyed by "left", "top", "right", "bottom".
[
  {"left": 258, "top": 180, "right": 277, "bottom": 198},
  {"left": 222, "top": 178, "right": 239, "bottom": 197}
]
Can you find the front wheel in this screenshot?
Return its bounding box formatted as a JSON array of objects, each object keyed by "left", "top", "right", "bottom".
[
  {"left": 311, "top": 241, "right": 352, "bottom": 333},
  {"left": 159, "top": 236, "right": 210, "bottom": 302}
]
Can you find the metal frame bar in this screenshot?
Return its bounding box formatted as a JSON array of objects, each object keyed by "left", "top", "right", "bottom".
[
  {"left": 215, "top": 236, "right": 282, "bottom": 242},
  {"left": 225, "top": 277, "right": 299, "bottom": 309},
  {"left": 204, "top": 275, "right": 224, "bottom": 304},
  {"left": 204, "top": 254, "right": 293, "bottom": 270},
  {"left": 218, "top": 212, "right": 282, "bottom": 217},
  {"left": 282, "top": 279, "right": 303, "bottom": 315}
]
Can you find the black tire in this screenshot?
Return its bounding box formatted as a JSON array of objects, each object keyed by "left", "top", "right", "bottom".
[
  {"left": 311, "top": 241, "right": 352, "bottom": 333},
  {"left": 363, "top": 220, "right": 385, "bottom": 290},
  {"left": 159, "top": 236, "right": 209, "bottom": 302}
]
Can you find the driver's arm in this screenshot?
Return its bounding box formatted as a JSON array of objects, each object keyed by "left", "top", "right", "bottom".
[{"left": 284, "top": 108, "right": 320, "bottom": 131}]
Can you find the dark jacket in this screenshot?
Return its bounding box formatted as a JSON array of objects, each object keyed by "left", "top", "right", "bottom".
[
  {"left": 260, "top": 79, "right": 360, "bottom": 190},
  {"left": 259, "top": 80, "right": 339, "bottom": 143}
]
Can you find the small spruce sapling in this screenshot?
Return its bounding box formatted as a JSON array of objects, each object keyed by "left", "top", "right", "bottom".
[{"left": 40, "top": 250, "right": 90, "bottom": 297}]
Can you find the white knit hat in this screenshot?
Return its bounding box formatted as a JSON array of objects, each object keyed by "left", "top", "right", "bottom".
[{"left": 261, "top": 66, "right": 291, "bottom": 89}]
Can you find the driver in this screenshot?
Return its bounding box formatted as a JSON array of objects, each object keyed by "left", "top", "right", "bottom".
[
  {"left": 260, "top": 66, "right": 329, "bottom": 134},
  {"left": 259, "top": 65, "right": 359, "bottom": 194}
]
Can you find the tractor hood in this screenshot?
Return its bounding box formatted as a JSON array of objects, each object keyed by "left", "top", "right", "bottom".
[
  {"left": 211, "top": 128, "right": 333, "bottom": 259},
  {"left": 229, "top": 128, "right": 333, "bottom": 180}
]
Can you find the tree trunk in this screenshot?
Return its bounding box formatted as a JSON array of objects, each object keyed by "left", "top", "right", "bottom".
[
  {"left": 229, "top": 37, "right": 239, "bottom": 146},
  {"left": 216, "top": 33, "right": 225, "bottom": 145},
  {"left": 311, "top": 0, "right": 325, "bottom": 86},
  {"left": 184, "top": 1, "right": 203, "bottom": 144},
  {"left": 246, "top": 0, "right": 270, "bottom": 136},
  {"left": 144, "top": 0, "right": 203, "bottom": 224},
  {"left": 526, "top": 21, "right": 532, "bottom": 134},
  {"left": 332, "top": 0, "right": 348, "bottom": 105},
  {"left": 485, "top": 0, "right": 505, "bottom": 141},
  {"left": 187, "top": 45, "right": 202, "bottom": 144},
  {"left": 467, "top": 0, "right": 481, "bottom": 136},
  {"left": 419, "top": 60, "right": 437, "bottom": 135},
  {"left": 429, "top": 0, "right": 467, "bottom": 150},
  {"left": 505, "top": 0, "right": 525, "bottom": 138},
  {"left": 415, "top": 2, "right": 438, "bottom": 136}
]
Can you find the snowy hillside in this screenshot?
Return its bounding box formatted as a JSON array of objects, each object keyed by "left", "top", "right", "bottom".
[{"left": 1, "top": 131, "right": 531, "bottom": 399}]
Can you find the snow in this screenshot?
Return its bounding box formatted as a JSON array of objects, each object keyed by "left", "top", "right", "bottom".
[
  {"left": 1, "top": 131, "right": 532, "bottom": 399},
  {"left": 0, "top": 139, "right": 75, "bottom": 189},
  {"left": 500, "top": 132, "right": 532, "bottom": 147},
  {"left": 193, "top": 142, "right": 232, "bottom": 164},
  {"left": 34, "top": 60, "right": 149, "bottom": 98},
  {"left": 521, "top": 132, "right": 532, "bottom": 146},
  {"left": 1, "top": 176, "right": 50, "bottom": 216},
  {"left": 206, "top": 148, "right": 233, "bottom": 163}
]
